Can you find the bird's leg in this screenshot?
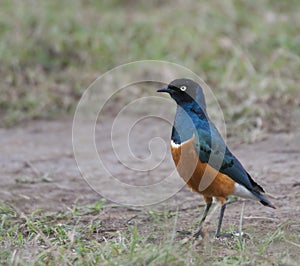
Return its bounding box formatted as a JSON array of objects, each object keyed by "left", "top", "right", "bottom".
[
  {"left": 193, "top": 202, "right": 212, "bottom": 239},
  {"left": 215, "top": 203, "right": 233, "bottom": 238}
]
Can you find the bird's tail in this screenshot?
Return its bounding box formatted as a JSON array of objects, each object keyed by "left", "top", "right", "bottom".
[{"left": 253, "top": 191, "right": 276, "bottom": 209}]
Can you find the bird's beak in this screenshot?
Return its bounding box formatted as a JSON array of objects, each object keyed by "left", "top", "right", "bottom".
[{"left": 157, "top": 87, "right": 170, "bottom": 93}]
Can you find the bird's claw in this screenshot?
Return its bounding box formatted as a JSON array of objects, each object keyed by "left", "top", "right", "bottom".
[
  {"left": 176, "top": 230, "right": 192, "bottom": 236},
  {"left": 215, "top": 231, "right": 243, "bottom": 238},
  {"left": 193, "top": 230, "right": 204, "bottom": 239},
  {"left": 215, "top": 232, "right": 233, "bottom": 238}
]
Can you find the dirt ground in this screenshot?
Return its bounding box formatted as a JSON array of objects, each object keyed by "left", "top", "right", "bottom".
[{"left": 1, "top": 115, "right": 299, "bottom": 253}]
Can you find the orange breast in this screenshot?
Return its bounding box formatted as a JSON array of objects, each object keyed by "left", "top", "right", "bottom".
[{"left": 171, "top": 137, "right": 235, "bottom": 204}]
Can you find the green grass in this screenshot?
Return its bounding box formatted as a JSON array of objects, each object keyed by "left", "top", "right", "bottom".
[
  {"left": 0, "top": 201, "right": 299, "bottom": 265},
  {"left": 1, "top": 0, "right": 300, "bottom": 130}
]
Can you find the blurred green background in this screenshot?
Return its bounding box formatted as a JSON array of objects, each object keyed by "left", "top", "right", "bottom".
[{"left": 1, "top": 0, "right": 299, "bottom": 134}]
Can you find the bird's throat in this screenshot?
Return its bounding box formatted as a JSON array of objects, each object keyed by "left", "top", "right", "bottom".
[{"left": 171, "top": 106, "right": 195, "bottom": 144}]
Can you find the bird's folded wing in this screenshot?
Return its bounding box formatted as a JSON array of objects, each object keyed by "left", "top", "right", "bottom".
[{"left": 194, "top": 128, "right": 255, "bottom": 192}]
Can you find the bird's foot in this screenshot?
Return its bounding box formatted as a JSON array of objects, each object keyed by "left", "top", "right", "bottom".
[
  {"left": 176, "top": 230, "right": 192, "bottom": 236},
  {"left": 177, "top": 229, "right": 205, "bottom": 239},
  {"left": 193, "top": 229, "right": 204, "bottom": 239},
  {"left": 215, "top": 232, "right": 233, "bottom": 238},
  {"left": 215, "top": 231, "right": 243, "bottom": 238}
]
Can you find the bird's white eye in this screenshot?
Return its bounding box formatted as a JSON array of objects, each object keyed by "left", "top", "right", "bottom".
[{"left": 180, "top": 86, "right": 187, "bottom": 91}]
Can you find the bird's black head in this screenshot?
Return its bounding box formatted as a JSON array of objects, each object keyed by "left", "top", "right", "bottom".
[{"left": 157, "top": 78, "right": 206, "bottom": 110}]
